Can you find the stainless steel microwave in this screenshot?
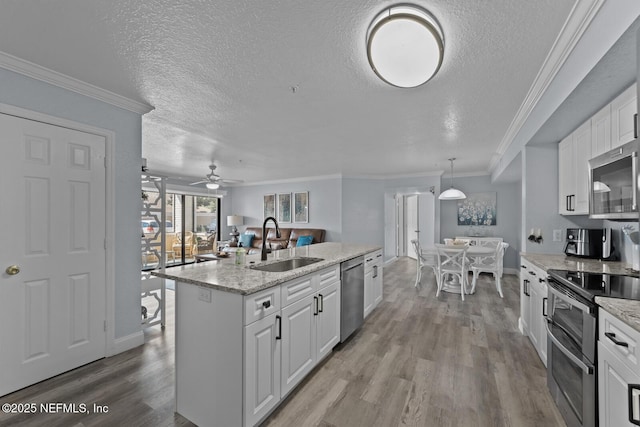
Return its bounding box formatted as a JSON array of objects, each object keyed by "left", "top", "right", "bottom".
[{"left": 589, "top": 140, "right": 639, "bottom": 219}]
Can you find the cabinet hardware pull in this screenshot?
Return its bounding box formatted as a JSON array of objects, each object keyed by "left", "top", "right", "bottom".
[
  {"left": 373, "top": 265, "right": 378, "bottom": 279},
  {"left": 262, "top": 300, "right": 271, "bottom": 309},
  {"left": 529, "top": 271, "right": 536, "bottom": 276},
  {"left": 319, "top": 294, "right": 324, "bottom": 313},
  {"left": 275, "top": 315, "right": 281, "bottom": 340},
  {"left": 605, "top": 331, "right": 629, "bottom": 347},
  {"left": 542, "top": 297, "right": 548, "bottom": 317},
  {"left": 539, "top": 278, "right": 545, "bottom": 283},
  {"left": 634, "top": 113, "right": 638, "bottom": 139},
  {"left": 314, "top": 296, "right": 318, "bottom": 316},
  {"left": 520, "top": 265, "right": 527, "bottom": 269},
  {"left": 524, "top": 279, "right": 530, "bottom": 297}
]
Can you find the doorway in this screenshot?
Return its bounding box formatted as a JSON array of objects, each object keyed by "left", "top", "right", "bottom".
[{"left": 389, "top": 191, "right": 436, "bottom": 259}]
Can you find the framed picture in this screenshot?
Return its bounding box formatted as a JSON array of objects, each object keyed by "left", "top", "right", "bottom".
[
  {"left": 263, "top": 194, "right": 275, "bottom": 218},
  {"left": 277, "top": 193, "right": 291, "bottom": 223},
  {"left": 457, "top": 192, "right": 497, "bottom": 226},
  {"left": 294, "top": 191, "right": 309, "bottom": 223}
]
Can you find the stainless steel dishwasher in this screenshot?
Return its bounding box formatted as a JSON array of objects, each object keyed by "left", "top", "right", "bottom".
[{"left": 340, "top": 256, "right": 364, "bottom": 342}]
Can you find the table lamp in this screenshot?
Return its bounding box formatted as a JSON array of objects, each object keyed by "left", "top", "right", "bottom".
[{"left": 227, "top": 215, "right": 243, "bottom": 247}]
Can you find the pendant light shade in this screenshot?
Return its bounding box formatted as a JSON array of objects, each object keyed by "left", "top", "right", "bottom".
[{"left": 439, "top": 158, "right": 466, "bottom": 200}]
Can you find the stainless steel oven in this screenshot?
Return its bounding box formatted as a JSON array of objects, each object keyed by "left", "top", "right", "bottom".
[{"left": 546, "top": 271, "right": 598, "bottom": 427}]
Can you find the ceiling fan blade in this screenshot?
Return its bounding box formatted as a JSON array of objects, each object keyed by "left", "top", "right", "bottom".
[
  {"left": 221, "top": 178, "right": 244, "bottom": 184},
  {"left": 189, "top": 179, "right": 208, "bottom": 185}
]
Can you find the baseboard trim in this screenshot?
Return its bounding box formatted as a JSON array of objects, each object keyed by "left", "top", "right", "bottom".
[
  {"left": 503, "top": 267, "right": 519, "bottom": 276},
  {"left": 384, "top": 256, "right": 398, "bottom": 266},
  {"left": 109, "top": 331, "right": 144, "bottom": 356}
]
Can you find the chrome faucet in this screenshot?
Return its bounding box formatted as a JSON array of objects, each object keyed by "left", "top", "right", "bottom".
[{"left": 261, "top": 216, "right": 281, "bottom": 261}]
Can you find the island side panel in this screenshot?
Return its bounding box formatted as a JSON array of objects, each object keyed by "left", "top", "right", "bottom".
[{"left": 175, "top": 281, "right": 244, "bottom": 427}]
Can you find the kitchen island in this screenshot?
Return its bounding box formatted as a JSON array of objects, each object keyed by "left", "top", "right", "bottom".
[{"left": 152, "top": 242, "right": 381, "bottom": 427}]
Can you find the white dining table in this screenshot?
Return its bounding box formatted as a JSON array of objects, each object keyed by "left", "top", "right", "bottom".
[{"left": 423, "top": 245, "right": 495, "bottom": 294}]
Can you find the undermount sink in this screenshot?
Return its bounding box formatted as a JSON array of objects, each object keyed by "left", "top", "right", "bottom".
[{"left": 249, "top": 257, "right": 324, "bottom": 272}]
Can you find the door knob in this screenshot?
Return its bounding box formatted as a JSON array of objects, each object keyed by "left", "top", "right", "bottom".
[{"left": 5, "top": 265, "right": 20, "bottom": 275}]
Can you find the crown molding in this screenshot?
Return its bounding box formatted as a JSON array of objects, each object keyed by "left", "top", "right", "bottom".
[
  {"left": 0, "top": 51, "right": 154, "bottom": 115},
  {"left": 490, "top": 0, "right": 605, "bottom": 172}
]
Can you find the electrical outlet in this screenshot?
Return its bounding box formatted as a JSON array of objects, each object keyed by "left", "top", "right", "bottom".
[
  {"left": 198, "top": 287, "right": 212, "bottom": 303},
  {"left": 553, "top": 229, "right": 562, "bottom": 242}
]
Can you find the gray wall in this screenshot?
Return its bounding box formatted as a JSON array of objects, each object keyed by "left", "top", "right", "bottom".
[
  {"left": 228, "top": 177, "right": 343, "bottom": 242},
  {"left": 0, "top": 68, "right": 143, "bottom": 340},
  {"left": 341, "top": 178, "right": 385, "bottom": 247},
  {"left": 440, "top": 175, "right": 521, "bottom": 271}
]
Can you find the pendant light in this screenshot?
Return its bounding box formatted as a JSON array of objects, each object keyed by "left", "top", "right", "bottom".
[{"left": 439, "top": 158, "right": 466, "bottom": 200}]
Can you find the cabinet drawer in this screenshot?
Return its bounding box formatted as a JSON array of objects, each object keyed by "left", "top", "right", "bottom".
[
  {"left": 365, "top": 250, "right": 381, "bottom": 270},
  {"left": 281, "top": 274, "right": 315, "bottom": 307},
  {"left": 600, "top": 309, "right": 640, "bottom": 369},
  {"left": 244, "top": 286, "right": 281, "bottom": 326},
  {"left": 318, "top": 265, "right": 340, "bottom": 289}
]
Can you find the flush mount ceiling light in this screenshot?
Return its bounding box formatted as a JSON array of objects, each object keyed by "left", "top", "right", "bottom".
[
  {"left": 366, "top": 4, "right": 444, "bottom": 88},
  {"left": 439, "top": 158, "right": 466, "bottom": 200},
  {"left": 206, "top": 182, "right": 220, "bottom": 190}
]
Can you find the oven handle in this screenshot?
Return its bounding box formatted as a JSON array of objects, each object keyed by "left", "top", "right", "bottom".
[
  {"left": 547, "top": 284, "right": 594, "bottom": 314},
  {"left": 545, "top": 322, "right": 594, "bottom": 375}
]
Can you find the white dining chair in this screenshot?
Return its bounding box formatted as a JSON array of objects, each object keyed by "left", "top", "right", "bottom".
[
  {"left": 469, "top": 242, "right": 509, "bottom": 297},
  {"left": 411, "top": 239, "right": 439, "bottom": 289},
  {"left": 435, "top": 243, "right": 469, "bottom": 301}
]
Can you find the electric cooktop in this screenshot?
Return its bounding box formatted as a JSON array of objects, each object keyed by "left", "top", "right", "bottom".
[{"left": 547, "top": 269, "right": 640, "bottom": 303}]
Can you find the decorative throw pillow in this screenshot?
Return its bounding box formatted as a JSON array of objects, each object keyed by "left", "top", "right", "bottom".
[
  {"left": 239, "top": 233, "right": 254, "bottom": 248},
  {"left": 296, "top": 235, "right": 314, "bottom": 247}
]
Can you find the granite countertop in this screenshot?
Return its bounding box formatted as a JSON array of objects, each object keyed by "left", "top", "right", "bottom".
[
  {"left": 151, "top": 242, "right": 381, "bottom": 295},
  {"left": 596, "top": 297, "right": 640, "bottom": 334},
  {"left": 520, "top": 252, "right": 635, "bottom": 275},
  {"left": 521, "top": 252, "right": 640, "bottom": 333}
]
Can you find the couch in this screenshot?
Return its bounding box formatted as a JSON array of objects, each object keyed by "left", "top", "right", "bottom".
[{"left": 240, "top": 227, "right": 325, "bottom": 254}]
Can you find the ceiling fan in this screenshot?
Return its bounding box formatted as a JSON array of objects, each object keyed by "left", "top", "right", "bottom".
[{"left": 189, "top": 164, "right": 243, "bottom": 189}]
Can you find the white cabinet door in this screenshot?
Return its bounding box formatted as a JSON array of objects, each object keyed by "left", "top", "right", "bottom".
[
  {"left": 529, "top": 279, "right": 542, "bottom": 351},
  {"left": 598, "top": 342, "right": 640, "bottom": 427},
  {"left": 373, "top": 263, "right": 383, "bottom": 306},
  {"left": 364, "top": 267, "right": 374, "bottom": 318},
  {"left": 592, "top": 104, "right": 612, "bottom": 157},
  {"left": 244, "top": 313, "right": 281, "bottom": 427},
  {"left": 519, "top": 262, "right": 532, "bottom": 335},
  {"left": 573, "top": 121, "right": 592, "bottom": 214},
  {"left": 558, "top": 134, "right": 574, "bottom": 215},
  {"left": 280, "top": 295, "right": 316, "bottom": 396},
  {"left": 612, "top": 84, "right": 638, "bottom": 149},
  {"left": 316, "top": 280, "right": 340, "bottom": 361},
  {"left": 528, "top": 275, "right": 548, "bottom": 366}
]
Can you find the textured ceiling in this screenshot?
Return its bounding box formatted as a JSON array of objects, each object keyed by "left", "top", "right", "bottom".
[{"left": 0, "top": 0, "right": 576, "bottom": 185}]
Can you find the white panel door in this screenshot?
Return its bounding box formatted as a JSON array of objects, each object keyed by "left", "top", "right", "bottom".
[
  {"left": 405, "top": 195, "right": 418, "bottom": 259},
  {"left": 0, "top": 113, "right": 106, "bottom": 396},
  {"left": 280, "top": 295, "right": 316, "bottom": 396}
]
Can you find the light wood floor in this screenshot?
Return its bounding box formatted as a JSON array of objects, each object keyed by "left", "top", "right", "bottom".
[{"left": 0, "top": 258, "right": 565, "bottom": 427}]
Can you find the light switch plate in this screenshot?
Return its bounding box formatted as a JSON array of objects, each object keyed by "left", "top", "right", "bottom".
[
  {"left": 198, "top": 287, "right": 212, "bottom": 303},
  {"left": 553, "top": 229, "right": 562, "bottom": 242}
]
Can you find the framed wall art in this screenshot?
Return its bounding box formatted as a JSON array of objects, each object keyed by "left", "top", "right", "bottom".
[
  {"left": 277, "top": 193, "right": 291, "bottom": 223},
  {"left": 294, "top": 191, "right": 309, "bottom": 223},
  {"left": 457, "top": 192, "right": 497, "bottom": 226},
  {"left": 263, "top": 194, "right": 275, "bottom": 218}
]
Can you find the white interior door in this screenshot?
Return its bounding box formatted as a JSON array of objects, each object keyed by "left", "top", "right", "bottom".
[
  {"left": 0, "top": 113, "right": 107, "bottom": 396},
  {"left": 406, "top": 195, "right": 419, "bottom": 259}
]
